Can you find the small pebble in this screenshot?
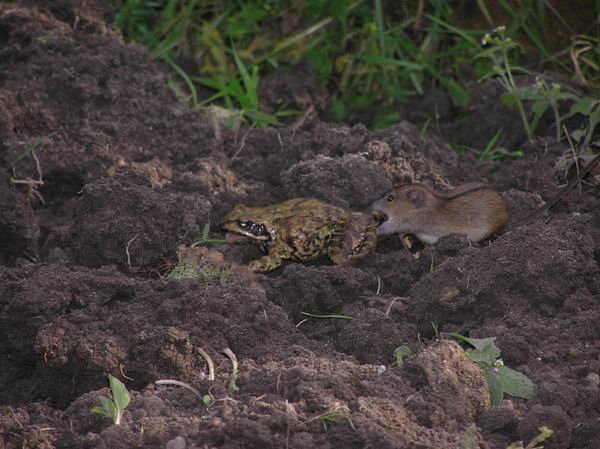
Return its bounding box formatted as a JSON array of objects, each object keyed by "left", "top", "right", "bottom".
[
  {"left": 586, "top": 373, "right": 600, "bottom": 388},
  {"left": 166, "top": 436, "right": 186, "bottom": 449}
]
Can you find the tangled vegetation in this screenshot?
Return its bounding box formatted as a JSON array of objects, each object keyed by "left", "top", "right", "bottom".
[{"left": 115, "top": 0, "right": 599, "bottom": 129}]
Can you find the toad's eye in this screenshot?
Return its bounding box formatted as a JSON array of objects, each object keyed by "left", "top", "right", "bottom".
[
  {"left": 239, "top": 220, "right": 249, "bottom": 228},
  {"left": 386, "top": 194, "right": 395, "bottom": 202}
]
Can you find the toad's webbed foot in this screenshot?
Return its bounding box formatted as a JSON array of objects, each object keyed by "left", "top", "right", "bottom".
[{"left": 248, "top": 255, "right": 285, "bottom": 273}]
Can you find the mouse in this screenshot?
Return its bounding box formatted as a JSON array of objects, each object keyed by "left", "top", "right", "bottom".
[
  {"left": 370, "top": 152, "right": 600, "bottom": 246},
  {"left": 370, "top": 182, "right": 508, "bottom": 244}
]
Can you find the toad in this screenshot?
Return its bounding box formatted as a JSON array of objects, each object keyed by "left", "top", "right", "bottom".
[{"left": 221, "top": 198, "right": 377, "bottom": 272}]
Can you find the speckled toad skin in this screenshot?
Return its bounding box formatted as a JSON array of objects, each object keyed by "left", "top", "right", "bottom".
[{"left": 222, "top": 198, "right": 378, "bottom": 272}]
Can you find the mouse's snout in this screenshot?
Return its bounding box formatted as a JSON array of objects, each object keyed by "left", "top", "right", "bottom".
[{"left": 372, "top": 210, "right": 388, "bottom": 224}]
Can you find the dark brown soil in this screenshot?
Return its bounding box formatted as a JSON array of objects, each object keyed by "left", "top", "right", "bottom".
[{"left": 1, "top": 2, "right": 599, "bottom": 449}]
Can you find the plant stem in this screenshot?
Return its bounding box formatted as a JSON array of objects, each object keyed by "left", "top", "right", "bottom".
[
  {"left": 552, "top": 102, "right": 561, "bottom": 141},
  {"left": 502, "top": 44, "right": 533, "bottom": 142}
]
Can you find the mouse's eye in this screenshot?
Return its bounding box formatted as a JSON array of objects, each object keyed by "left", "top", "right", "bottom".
[
  {"left": 386, "top": 194, "right": 395, "bottom": 202},
  {"left": 239, "top": 220, "right": 249, "bottom": 228}
]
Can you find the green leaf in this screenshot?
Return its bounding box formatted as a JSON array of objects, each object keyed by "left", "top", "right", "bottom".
[
  {"left": 328, "top": 0, "right": 349, "bottom": 21},
  {"left": 244, "top": 109, "right": 281, "bottom": 127},
  {"left": 232, "top": 47, "right": 258, "bottom": 110},
  {"left": 91, "top": 406, "right": 107, "bottom": 416},
  {"left": 566, "top": 96, "right": 598, "bottom": 118},
  {"left": 498, "top": 366, "right": 535, "bottom": 400},
  {"left": 468, "top": 341, "right": 501, "bottom": 365},
  {"left": 393, "top": 345, "right": 412, "bottom": 368},
  {"left": 530, "top": 100, "right": 549, "bottom": 132},
  {"left": 305, "top": 47, "right": 333, "bottom": 80},
  {"left": 479, "top": 129, "right": 503, "bottom": 161},
  {"left": 485, "top": 368, "right": 504, "bottom": 406},
  {"left": 570, "top": 129, "right": 587, "bottom": 143},
  {"left": 303, "top": 0, "right": 328, "bottom": 19},
  {"left": 456, "top": 335, "right": 497, "bottom": 352},
  {"left": 442, "top": 78, "right": 470, "bottom": 108},
  {"left": 108, "top": 375, "right": 130, "bottom": 412},
  {"left": 500, "top": 92, "right": 518, "bottom": 109},
  {"left": 99, "top": 395, "right": 117, "bottom": 418},
  {"left": 517, "top": 85, "right": 539, "bottom": 100}
]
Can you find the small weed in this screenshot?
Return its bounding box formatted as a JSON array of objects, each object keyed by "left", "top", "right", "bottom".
[
  {"left": 564, "top": 96, "right": 600, "bottom": 149},
  {"left": 478, "top": 129, "right": 503, "bottom": 160},
  {"left": 393, "top": 345, "right": 412, "bottom": 368},
  {"left": 196, "top": 45, "right": 283, "bottom": 128},
  {"left": 91, "top": 375, "right": 130, "bottom": 425},
  {"left": 202, "top": 393, "right": 213, "bottom": 406},
  {"left": 479, "top": 129, "right": 525, "bottom": 161},
  {"left": 478, "top": 26, "right": 534, "bottom": 143},
  {"left": 506, "top": 426, "right": 554, "bottom": 449},
  {"left": 170, "top": 239, "right": 232, "bottom": 284},
  {"left": 517, "top": 77, "right": 579, "bottom": 141},
  {"left": 453, "top": 334, "right": 535, "bottom": 406},
  {"left": 304, "top": 405, "right": 355, "bottom": 432},
  {"left": 9, "top": 132, "right": 57, "bottom": 168},
  {"left": 168, "top": 261, "right": 233, "bottom": 284},
  {"left": 191, "top": 224, "right": 227, "bottom": 247}
]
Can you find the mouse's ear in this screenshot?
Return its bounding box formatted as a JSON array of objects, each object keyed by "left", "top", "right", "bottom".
[{"left": 407, "top": 189, "right": 429, "bottom": 208}]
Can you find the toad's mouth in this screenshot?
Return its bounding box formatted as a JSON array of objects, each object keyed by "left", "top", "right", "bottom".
[
  {"left": 225, "top": 232, "right": 252, "bottom": 244},
  {"left": 224, "top": 231, "right": 271, "bottom": 243}
]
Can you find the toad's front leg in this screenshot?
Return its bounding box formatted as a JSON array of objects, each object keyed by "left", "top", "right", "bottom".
[{"left": 248, "top": 243, "right": 293, "bottom": 273}]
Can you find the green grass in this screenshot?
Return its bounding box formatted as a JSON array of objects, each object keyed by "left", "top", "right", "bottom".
[{"left": 115, "top": 0, "right": 599, "bottom": 130}]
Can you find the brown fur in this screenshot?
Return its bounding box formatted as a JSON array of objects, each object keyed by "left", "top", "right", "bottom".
[{"left": 371, "top": 183, "right": 508, "bottom": 244}]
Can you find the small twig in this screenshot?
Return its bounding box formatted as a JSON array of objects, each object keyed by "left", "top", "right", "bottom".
[
  {"left": 119, "top": 364, "right": 134, "bottom": 381},
  {"left": 8, "top": 407, "right": 24, "bottom": 429},
  {"left": 231, "top": 123, "right": 256, "bottom": 160},
  {"left": 10, "top": 179, "right": 44, "bottom": 185},
  {"left": 413, "top": 0, "right": 425, "bottom": 31},
  {"left": 125, "top": 235, "right": 139, "bottom": 268},
  {"left": 197, "top": 348, "right": 215, "bottom": 381},
  {"left": 385, "top": 298, "right": 398, "bottom": 316},
  {"left": 210, "top": 107, "right": 222, "bottom": 142},
  {"left": 222, "top": 348, "right": 239, "bottom": 393},
  {"left": 291, "top": 105, "right": 314, "bottom": 143},
  {"left": 155, "top": 379, "right": 204, "bottom": 401},
  {"left": 10, "top": 149, "right": 46, "bottom": 204},
  {"left": 375, "top": 275, "right": 382, "bottom": 295},
  {"left": 32, "top": 150, "right": 43, "bottom": 182},
  {"left": 277, "top": 132, "right": 284, "bottom": 152}
]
